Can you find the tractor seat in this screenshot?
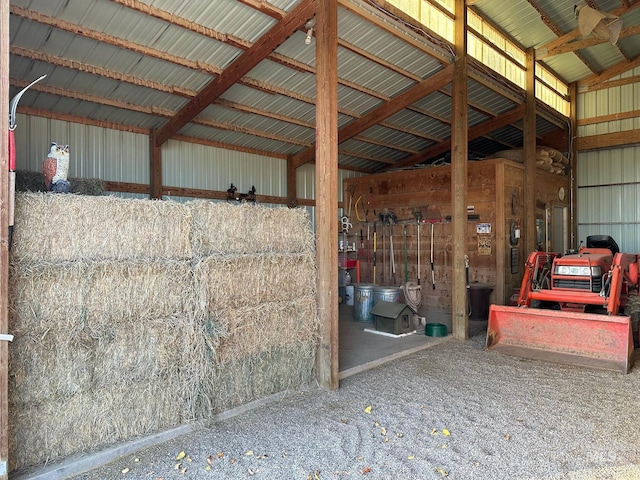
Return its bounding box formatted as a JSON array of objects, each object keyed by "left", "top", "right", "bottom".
[{"left": 586, "top": 235, "right": 619, "bottom": 255}]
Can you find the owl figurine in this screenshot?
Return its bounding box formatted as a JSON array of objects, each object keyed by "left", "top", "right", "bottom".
[{"left": 43, "top": 142, "right": 71, "bottom": 193}]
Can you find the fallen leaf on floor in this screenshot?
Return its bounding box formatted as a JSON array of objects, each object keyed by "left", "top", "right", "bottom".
[
  {"left": 174, "top": 463, "right": 181, "bottom": 470},
  {"left": 207, "top": 455, "right": 214, "bottom": 465},
  {"left": 396, "top": 432, "right": 404, "bottom": 438},
  {"left": 357, "top": 456, "right": 364, "bottom": 461},
  {"left": 430, "top": 428, "right": 438, "bottom": 435},
  {"left": 380, "top": 427, "right": 387, "bottom": 436},
  {"left": 257, "top": 454, "right": 268, "bottom": 459},
  {"left": 364, "top": 406, "right": 372, "bottom": 414},
  {"left": 230, "top": 458, "right": 236, "bottom": 464},
  {"left": 442, "top": 444, "right": 448, "bottom": 449},
  {"left": 362, "top": 466, "right": 372, "bottom": 474},
  {"left": 308, "top": 470, "right": 321, "bottom": 480},
  {"left": 408, "top": 455, "right": 415, "bottom": 460},
  {"left": 505, "top": 434, "right": 511, "bottom": 441},
  {"left": 121, "top": 468, "right": 129, "bottom": 474},
  {"left": 442, "top": 429, "right": 450, "bottom": 436},
  {"left": 217, "top": 452, "right": 224, "bottom": 459},
  {"left": 186, "top": 456, "right": 192, "bottom": 462},
  {"left": 436, "top": 467, "right": 449, "bottom": 477},
  {"left": 341, "top": 418, "right": 348, "bottom": 424},
  {"left": 176, "top": 451, "right": 186, "bottom": 460},
  {"left": 246, "top": 450, "right": 254, "bottom": 456},
  {"left": 248, "top": 468, "right": 256, "bottom": 475},
  {"left": 383, "top": 438, "right": 389, "bottom": 443},
  {"left": 374, "top": 421, "right": 380, "bottom": 427},
  {"left": 134, "top": 458, "right": 140, "bottom": 463},
  {"left": 205, "top": 465, "right": 211, "bottom": 471},
  {"left": 179, "top": 467, "right": 187, "bottom": 475}
]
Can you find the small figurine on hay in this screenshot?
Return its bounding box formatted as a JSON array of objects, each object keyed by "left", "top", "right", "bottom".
[{"left": 43, "top": 142, "right": 71, "bottom": 193}]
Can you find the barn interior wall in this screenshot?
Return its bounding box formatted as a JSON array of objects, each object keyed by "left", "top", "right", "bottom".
[
  {"left": 12, "top": 113, "right": 363, "bottom": 212},
  {"left": 577, "top": 67, "right": 640, "bottom": 253},
  {"left": 343, "top": 159, "right": 570, "bottom": 313}
]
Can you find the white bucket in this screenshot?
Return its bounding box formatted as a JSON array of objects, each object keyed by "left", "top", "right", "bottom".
[{"left": 345, "top": 285, "right": 354, "bottom": 306}]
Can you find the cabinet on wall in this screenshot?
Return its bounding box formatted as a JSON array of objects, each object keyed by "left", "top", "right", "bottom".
[{"left": 338, "top": 232, "right": 359, "bottom": 284}]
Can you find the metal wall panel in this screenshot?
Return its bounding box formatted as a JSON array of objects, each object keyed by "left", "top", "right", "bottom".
[{"left": 13, "top": 113, "right": 149, "bottom": 185}]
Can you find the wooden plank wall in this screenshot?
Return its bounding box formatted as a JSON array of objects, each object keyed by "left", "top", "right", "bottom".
[{"left": 343, "top": 158, "right": 571, "bottom": 315}]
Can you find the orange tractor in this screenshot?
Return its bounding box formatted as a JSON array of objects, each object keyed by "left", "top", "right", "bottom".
[{"left": 487, "top": 235, "right": 640, "bottom": 373}]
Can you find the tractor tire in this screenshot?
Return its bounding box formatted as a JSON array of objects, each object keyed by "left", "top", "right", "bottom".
[{"left": 623, "top": 295, "right": 640, "bottom": 348}]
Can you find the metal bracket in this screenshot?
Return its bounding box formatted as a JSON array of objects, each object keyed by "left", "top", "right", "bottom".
[{"left": 0, "top": 334, "right": 14, "bottom": 342}]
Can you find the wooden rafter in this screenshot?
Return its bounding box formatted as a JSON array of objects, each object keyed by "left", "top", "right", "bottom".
[
  {"left": 154, "top": 0, "right": 315, "bottom": 146},
  {"left": 537, "top": 23, "right": 640, "bottom": 59},
  {"left": 536, "top": 1, "right": 640, "bottom": 62},
  {"left": 387, "top": 104, "right": 526, "bottom": 170},
  {"left": 527, "top": 0, "right": 596, "bottom": 74},
  {"left": 289, "top": 64, "right": 455, "bottom": 168},
  {"left": 579, "top": 54, "right": 640, "bottom": 86}
]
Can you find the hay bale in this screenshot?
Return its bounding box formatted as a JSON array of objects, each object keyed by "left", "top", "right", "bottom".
[
  {"left": 190, "top": 201, "right": 315, "bottom": 256},
  {"left": 208, "top": 343, "right": 317, "bottom": 411},
  {"left": 212, "top": 297, "right": 319, "bottom": 363},
  {"left": 9, "top": 260, "right": 195, "bottom": 326},
  {"left": 15, "top": 170, "right": 105, "bottom": 195},
  {"left": 9, "top": 384, "right": 185, "bottom": 472},
  {"left": 194, "top": 253, "right": 316, "bottom": 313},
  {"left": 11, "top": 193, "right": 192, "bottom": 263}
]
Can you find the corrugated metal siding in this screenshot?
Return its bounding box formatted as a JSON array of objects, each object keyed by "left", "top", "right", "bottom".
[
  {"left": 576, "top": 78, "right": 640, "bottom": 252},
  {"left": 162, "top": 139, "right": 286, "bottom": 198},
  {"left": 13, "top": 113, "right": 149, "bottom": 185}
]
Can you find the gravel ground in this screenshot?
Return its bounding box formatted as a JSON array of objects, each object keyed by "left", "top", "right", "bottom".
[{"left": 58, "top": 334, "right": 640, "bottom": 480}]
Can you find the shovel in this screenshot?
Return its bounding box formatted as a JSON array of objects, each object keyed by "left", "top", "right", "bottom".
[{"left": 424, "top": 208, "right": 442, "bottom": 290}]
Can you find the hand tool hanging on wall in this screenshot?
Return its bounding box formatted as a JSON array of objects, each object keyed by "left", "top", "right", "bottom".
[
  {"left": 465, "top": 254, "right": 471, "bottom": 317},
  {"left": 372, "top": 221, "right": 377, "bottom": 284},
  {"left": 413, "top": 210, "right": 423, "bottom": 286},
  {"left": 379, "top": 210, "right": 397, "bottom": 285},
  {"left": 403, "top": 224, "right": 408, "bottom": 283},
  {"left": 424, "top": 207, "right": 442, "bottom": 290},
  {"left": 8, "top": 75, "right": 47, "bottom": 250}
]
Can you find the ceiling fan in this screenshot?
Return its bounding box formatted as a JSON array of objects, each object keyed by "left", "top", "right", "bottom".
[{"left": 574, "top": 4, "right": 623, "bottom": 45}]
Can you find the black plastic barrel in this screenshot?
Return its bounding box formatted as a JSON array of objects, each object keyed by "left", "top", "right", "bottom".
[{"left": 468, "top": 284, "right": 493, "bottom": 321}]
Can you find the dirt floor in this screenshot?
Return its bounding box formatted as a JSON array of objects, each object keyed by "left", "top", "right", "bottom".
[{"left": 19, "top": 327, "right": 638, "bottom": 480}]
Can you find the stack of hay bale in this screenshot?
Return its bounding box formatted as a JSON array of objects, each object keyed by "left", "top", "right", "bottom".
[{"left": 7, "top": 193, "right": 318, "bottom": 473}]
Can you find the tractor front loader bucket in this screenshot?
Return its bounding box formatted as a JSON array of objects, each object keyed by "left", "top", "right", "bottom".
[{"left": 486, "top": 305, "right": 634, "bottom": 373}]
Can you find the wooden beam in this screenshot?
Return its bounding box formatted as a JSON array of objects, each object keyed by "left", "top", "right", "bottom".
[
  {"left": 388, "top": 104, "right": 525, "bottom": 169},
  {"left": 451, "top": 0, "right": 468, "bottom": 341},
  {"left": 577, "top": 109, "right": 640, "bottom": 126},
  {"left": 0, "top": 0, "right": 8, "bottom": 476},
  {"left": 524, "top": 48, "right": 536, "bottom": 255},
  {"left": 576, "top": 128, "right": 640, "bottom": 151},
  {"left": 153, "top": 0, "right": 314, "bottom": 146},
  {"left": 291, "top": 65, "right": 454, "bottom": 168},
  {"left": 569, "top": 82, "right": 578, "bottom": 250},
  {"left": 287, "top": 155, "right": 297, "bottom": 208},
  {"left": 315, "top": 0, "right": 339, "bottom": 391},
  {"left": 537, "top": 23, "right": 640, "bottom": 59},
  {"left": 149, "top": 130, "right": 162, "bottom": 199},
  {"left": 579, "top": 54, "right": 640, "bottom": 87}
]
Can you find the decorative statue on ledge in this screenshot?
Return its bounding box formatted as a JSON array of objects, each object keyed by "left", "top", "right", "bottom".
[{"left": 43, "top": 142, "right": 71, "bottom": 193}]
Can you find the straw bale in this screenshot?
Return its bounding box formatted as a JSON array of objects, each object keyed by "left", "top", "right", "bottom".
[
  {"left": 190, "top": 201, "right": 315, "bottom": 256},
  {"left": 208, "top": 343, "right": 316, "bottom": 411},
  {"left": 9, "top": 384, "right": 186, "bottom": 472},
  {"left": 212, "top": 296, "right": 319, "bottom": 363},
  {"left": 11, "top": 193, "right": 192, "bottom": 263},
  {"left": 9, "top": 260, "right": 195, "bottom": 327},
  {"left": 16, "top": 170, "right": 105, "bottom": 196},
  {"left": 194, "top": 253, "right": 316, "bottom": 312},
  {"left": 9, "top": 333, "right": 93, "bottom": 404}
]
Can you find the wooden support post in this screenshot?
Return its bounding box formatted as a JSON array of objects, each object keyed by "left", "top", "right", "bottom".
[
  {"left": 524, "top": 48, "right": 536, "bottom": 254},
  {"left": 569, "top": 82, "right": 578, "bottom": 249},
  {"left": 451, "top": 0, "right": 468, "bottom": 340},
  {"left": 315, "top": 0, "right": 339, "bottom": 390},
  {"left": 286, "top": 155, "right": 298, "bottom": 208},
  {"left": 150, "top": 130, "right": 162, "bottom": 200},
  {"left": 0, "top": 0, "right": 9, "bottom": 477}
]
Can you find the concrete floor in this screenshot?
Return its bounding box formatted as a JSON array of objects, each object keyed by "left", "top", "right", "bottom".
[{"left": 338, "top": 303, "right": 489, "bottom": 379}]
